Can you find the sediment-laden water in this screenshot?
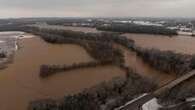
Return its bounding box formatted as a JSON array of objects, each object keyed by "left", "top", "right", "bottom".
[
  {"left": 0, "top": 33, "right": 125, "bottom": 110},
  {"left": 1, "top": 27, "right": 195, "bottom": 110}
]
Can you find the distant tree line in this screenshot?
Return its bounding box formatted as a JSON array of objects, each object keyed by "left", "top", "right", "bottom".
[
  {"left": 29, "top": 69, "right": 157, "bottom": 110},
  {"left": 96, "top": 23, "right": 177, "bottom": 36}
]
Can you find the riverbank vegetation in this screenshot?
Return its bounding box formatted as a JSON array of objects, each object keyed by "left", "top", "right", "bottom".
[
  {"left": 135, "top": 47, "right": 193, "bottom": 76},
  {"left": 29, "top": 70, "right": 157, "bottom": 110},
  {"left": 96, "top": 23, "right": 177, "bottom": 36}
]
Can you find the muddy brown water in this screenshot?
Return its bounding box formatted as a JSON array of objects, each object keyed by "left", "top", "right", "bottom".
[
  {"left": 124, "top": 33, "right": 195, "bottom": 55},
  {"left": 2, "top": 26, "right": 195, "bottom": 110},
  {"left": 119, "top": 45, "right": 175, "bottom": 86},
  {"left": 0, "top": 33, "right": 125, "bottom": 110}
]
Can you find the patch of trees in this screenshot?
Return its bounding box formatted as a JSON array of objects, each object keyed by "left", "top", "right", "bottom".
[
  {"left": 29, "top": 70, "right": 157, "bottom": 110},
  {"left": 96, "top": 23, "right": 177, "bottom": 36},
  {"left": 135, "top": 47, "right": 194, "bottom": 76}
]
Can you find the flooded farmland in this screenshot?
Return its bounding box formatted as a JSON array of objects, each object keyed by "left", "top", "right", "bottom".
[
  {"left": 0, "top": 33, "right": 125, "bottom": 110},
  {"left": 121, "top": 46, "right": 175, "bottom": 86},
  {"left": 1, "top": 26, "right": 195, "bottom": 110},
  {"left": 125, "top": 33, "right": 195, "bottom": 54}
]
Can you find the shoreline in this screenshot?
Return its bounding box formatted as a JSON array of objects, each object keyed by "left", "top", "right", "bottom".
[{"left": 0, "top": 32, "right": 35, "bottom": 71}]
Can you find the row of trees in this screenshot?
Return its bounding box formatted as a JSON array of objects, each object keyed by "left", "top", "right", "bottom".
[
  {"left": 39, "top": 60, "right": 113, "bottom": 78},
  {"left": 96, "top": 23, "right": 177, "bottom": 36},
  {"left": 29, "top": 69, "right": 157, "bottom": 110}
]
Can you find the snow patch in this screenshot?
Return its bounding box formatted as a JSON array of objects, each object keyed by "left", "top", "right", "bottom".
[
  {"left": 133, "top": 21, "right": 163, "bottom": 26},
  {"left": 115, "top": 93, "right": 148, "bottom": 110},
  {"left": 18, "top": 34, "right": 35, "bottom": 39},
  {"left": 0, "top": 40, "right": 5, "bottom": 43},
  {"left": 142, "top": 98, "right": 161, "bottom": 110},
  {"left": 186, "top": 97, "right": 195, "bottom": 102},
  {"left": 178, "top": 31, "right": 193, "bottom": 36}
]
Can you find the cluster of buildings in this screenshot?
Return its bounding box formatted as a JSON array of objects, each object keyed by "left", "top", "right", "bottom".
[
  {"left": 167, "top": 22, "right": 195, "bottom": 36},
  {"left": 35, "top": 18, "right": 195, "bottom": 36}
]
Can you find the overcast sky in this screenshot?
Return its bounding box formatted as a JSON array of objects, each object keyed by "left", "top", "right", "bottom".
[{"left": 0, "top": 0, "right": 194, "bottom": 18}]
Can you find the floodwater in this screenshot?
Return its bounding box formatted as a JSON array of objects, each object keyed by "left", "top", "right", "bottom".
[
  {"left": 120, "top": 46, "right": 175, "bottom": 86},
  {"left": 42, "top": 25, "right": 178, "bottom": 85},
  {"left": 125, "top": 33, "right": 195, "bottom": 54},
  {"left": 0, "top": 33, "right": 125, "bottom": 110},
  {"left": 2, "top": 26, "right": 195, "bottom": 110}
]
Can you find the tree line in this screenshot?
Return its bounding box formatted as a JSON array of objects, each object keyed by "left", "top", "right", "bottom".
[
  {"left": 40, "top": 60, "right": 113, "bottom": 78},
  {"left": 96, "top": 23, "right": 177, "bottom": 36}
]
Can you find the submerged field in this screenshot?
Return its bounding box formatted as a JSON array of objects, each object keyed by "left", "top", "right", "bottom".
[
  {"left": 1, "top": 26, "right": 195, "bottom": 110},
  {"left": 0, "top": 33, "right": 125, "bottom": 110},
  {"left": 125, "top": 33, "right": 195, "bottom": 54}
]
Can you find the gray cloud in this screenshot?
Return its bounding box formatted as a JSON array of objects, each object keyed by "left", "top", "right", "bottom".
[{"left": 0, "top": 0, "right": 194, "bottom": 18}]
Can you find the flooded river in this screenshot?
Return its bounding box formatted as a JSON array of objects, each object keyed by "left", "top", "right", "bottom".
[
  {"left": 125, "top": 33, "right": 195, "bottom": 54},
  {"left": 0, "top": 33, "right": 125, "bottom": 110},
  {"left": 2, "top": 26, "right": 195, "bottom": 110}
]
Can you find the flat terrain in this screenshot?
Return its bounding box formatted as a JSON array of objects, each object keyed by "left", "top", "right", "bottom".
[
  {"left": 0, "top": 33, "right": 125, "bottom": 110},
  {"left": 125, "top": 33, "right": 195, "bottom": 54},
  {"left": 1, "top": 26, "right": 195, "bottom": 110}
]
